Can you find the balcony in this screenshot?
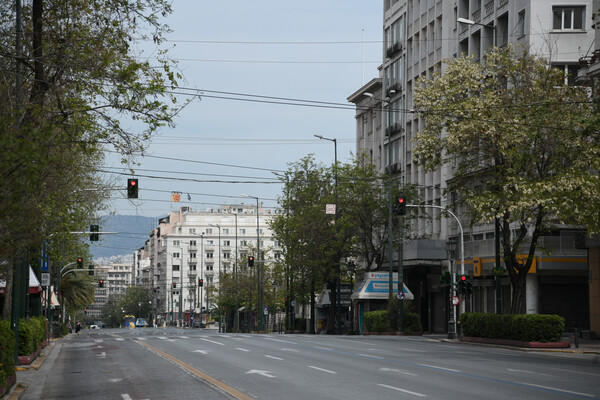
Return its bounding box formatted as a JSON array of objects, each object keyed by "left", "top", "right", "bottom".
[{"left": 386, "top": 42, "right": 403, "bottom": 59}]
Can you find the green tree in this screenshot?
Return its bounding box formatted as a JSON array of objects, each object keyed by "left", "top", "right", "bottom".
[
  {"left": 413, "top": 45, "right": 600, "bottom": 314},
  {"left": 0, "top": 0, "right": 182, "bottom": 318}
]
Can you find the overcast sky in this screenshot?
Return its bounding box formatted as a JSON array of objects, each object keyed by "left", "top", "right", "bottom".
[{"left": 102, "top": 1, "right": 383, "bottom": 219}]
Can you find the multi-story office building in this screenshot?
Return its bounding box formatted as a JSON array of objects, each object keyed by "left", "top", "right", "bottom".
[
  {"left": 88, "top": 262, "right": 133, "bottom": 318},
  {"left": 137, "top": 205, "right": 281, "bottom": 325},
  {"left": 349, "top": 0, "right": 596, "bottom": 333}
]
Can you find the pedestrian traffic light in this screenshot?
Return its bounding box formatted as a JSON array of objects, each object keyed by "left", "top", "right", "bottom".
[
  {"left": 98, "top": 280, "right": 104, "bottom": 288},
  {"left": 88, "top": 264, "right": 94, "bottom": 276},
  {"left": 77, "top": 257, "right": 83, "bottom": 268},
  {"left": 198, "top": 278, "right": 204, "bottom": 287},
  {"left": 127, "top": 178, "right": 138, "bottom": 198},
  {"left": 248, "top": 256, "right": 254, "bottom": 267},
  {"left": 395, "top": 195, "right": 407, "bottom": 215},
  {"left": 90, "top": 224, "right": 99, "bottom": 241}
]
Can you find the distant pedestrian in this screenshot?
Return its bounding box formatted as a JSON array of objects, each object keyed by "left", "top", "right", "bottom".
[{"left": 75, "top": 321, "right": 81, "bottom": 335}]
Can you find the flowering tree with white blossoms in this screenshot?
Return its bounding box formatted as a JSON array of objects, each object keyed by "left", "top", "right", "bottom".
[{"left": 413, "top": 45, "right": 600, "bottom": 314}]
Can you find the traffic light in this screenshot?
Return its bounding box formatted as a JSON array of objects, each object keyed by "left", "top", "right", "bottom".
[
  {"left": 284, "top": 297, "right": 289, "bottom": 308},
  {"left": 88, "top": 264, "right": 94, "bottom": 276},
  {"left": 198, "top": 278, "right": 204, "bottom": 287},
  {"left": 439, "top": 270, "right": 451, "bottom": 286},
  {"left": 127, "top": 178, "right": 138, "bottom": 198},
  {"left": 77, "top": 257, "right": 83, "bottom": 268},
  {"left": 458, "top": 275, "right": 467, "bottom": 294},
  {"left": 465, "top": 277, "right": 473, "bottom": 295},
  {"left": 98, "top": 280, "right": 104, "bottom": 288},
  {"left": 248, "top": 256, "right": 254, "bottom": 267},
  {"left": 90, "top": 224, "right": 99, "bottom": 241},
  {"left": 172, "top": 282, "right": 176, "bottom": 288},
  {"left": 395, "top": 195, "right": 407, "bottom": 215}
]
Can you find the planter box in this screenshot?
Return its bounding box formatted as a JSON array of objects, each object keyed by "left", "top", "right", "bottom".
[
  {"left": 461, "top": 336, "right": 571, "bottom": 348},
  {"left": 18, "top": 346, "right": 42, "bottom": 365}
]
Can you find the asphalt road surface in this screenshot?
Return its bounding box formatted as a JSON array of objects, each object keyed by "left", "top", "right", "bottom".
[{"left": 19, "top": 327, "right": 600, "bottom": 399}]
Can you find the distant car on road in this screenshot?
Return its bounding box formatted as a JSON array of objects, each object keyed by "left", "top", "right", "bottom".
[
  {"left": 135, "top": 318, "right": 148, "bottom": 327},
  {"left": 89, "top": 324, "right": 99, "bottom": 329}
]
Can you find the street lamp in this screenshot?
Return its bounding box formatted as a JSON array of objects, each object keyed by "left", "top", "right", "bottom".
[
  {"left": 241, "top": 193, "right": 262, "bottom": 332},
  {"left": 209, "top": 223, "right": 222, "bottom": 332},
  {"left": 314, "top": 134, "right": 341, "bottom": 335},
  {"left": 364, "top": 90, "right": 402, "bottom": 331}
]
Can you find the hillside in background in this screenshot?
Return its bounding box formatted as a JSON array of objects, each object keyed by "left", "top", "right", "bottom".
[{"left": 90, "top": 215, "right": 157, "bottom": 261}]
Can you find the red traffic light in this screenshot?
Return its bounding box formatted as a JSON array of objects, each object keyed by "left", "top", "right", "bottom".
[
  {"left": 398, "top": 198, "right": 405, "bottom": 204},
  {"left": 460, "top": 275, "right": 467, "bottom": 281}
]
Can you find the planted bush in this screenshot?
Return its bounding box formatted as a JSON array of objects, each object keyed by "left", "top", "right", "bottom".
[
  {"left": 365, "top": 310, "right": 391, "bottom": 333},
  {"left": 0, "top": 320, "right": 15, "bottom": 383},
  {"left": 461, "top": 313, "right": 564, "bottom": 342}
]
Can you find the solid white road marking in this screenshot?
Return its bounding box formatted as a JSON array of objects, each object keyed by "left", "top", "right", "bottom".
[
  {"left": 115, "top": 338, "right": 125, "bottom": 341},
  {"left": 200, "top": 338, "right": 225, "bottom": 346},
  {"left": 193, "top": 350, "right": 208, "bottom": 354},
  {"left": 265, "top": 355, "right": 284, "bottom": 360},
  {"left": 236, "top": 347, "right": 250, "bottom": 352},
  {"left": 523, "top": 383, "right": 595, "bottom": 398},
  {"left": 281, "top": 348, "right": 299, "bottom": 352},
  {"left": 507, "top": 368, "right": 550, "bottom": 376},
  {"left": 246, "top": 369, "right": 275, "bottom": 378},
  {"left": 550, "top": 367, "right": 600, "bottom": 377},
  {"left": 379, "top": 367, "right": 418, "bottom": 376},
  {"left": 308, "top": 366, "right": 337, "bottom": 374},
  {"left": 121, "top": 395, "right": 132, "bottom": 400},
  {"left": 358, "top": 353, "right": 384, "bottom": 360},
  {"left": 418, "top": 364, "right": 460, "bottom": 373},
  {"left": 377, "top": 384, "right": 427, "bottom": 397}
]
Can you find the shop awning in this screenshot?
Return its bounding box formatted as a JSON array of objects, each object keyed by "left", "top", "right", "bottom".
[
  {"left": 351, "top": 272, "right": 414, "bottom": 300},
  {"left": 0, "top": 266, "right": 43, "bottom": 295}
]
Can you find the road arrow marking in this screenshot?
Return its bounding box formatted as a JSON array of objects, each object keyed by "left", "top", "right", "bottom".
[
  {"left": 193, "top": 350, "right": 208, "bottom": 355},
  {"left": 379, "top": 367, "right": 418, "bottom": 376},
  {"left": 246, "top": 369, "right": 275, "bottom": 378}
]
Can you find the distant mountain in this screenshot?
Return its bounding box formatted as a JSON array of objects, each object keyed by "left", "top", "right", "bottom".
[{"left": 89, "top": 215, "right": 157, "bottom": 261}]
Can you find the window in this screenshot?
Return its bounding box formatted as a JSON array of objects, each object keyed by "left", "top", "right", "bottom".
[
  {"left": 206, "top": 228, "right": 213, "bottom": 234},
  {"left": 173, "top": 265, "right": 180, "bottom": 271},
  {"left": 223, "top": 240, "right": 231, "bottom": 246},
  {"left": 223, "top": 253, "right": 230, "bottom": 259},
  {"left": 553, "top": 6, "right": 585, "bottom": 30},
  {"left": 239, "top": 228, "right": 246, "bottom": 234},
  {"left": 172, "top": 252, "right": 180, "bottom": 258},
  {"left": 517, "top": 10, "right": 526, "bottom": 37},
  {"left": 206, "top": 252, "right": 213, "bottom": 259},
  {"left": 206, "top": 265, "right": 213, "bottom": 271},
  {"left": 189, "top": 264, "right": 196, "bottom": 271},
  {"left": 189, "top": 252, "right": 196, "bottom": 259},
  {"left": 173, "top": 240, "right": 180, "bottom": 246},
  {"left": 189, "top": 240, "right": 196, "bottom": 246},
  {"left": 240, "top": 240, "right": 247, "bottom": 246},
  {"left": 223, "top": 228, "right": 229, "bottom": 234},
  {"left": 189, "top": 228, "right": 196, "bottom": 234}
]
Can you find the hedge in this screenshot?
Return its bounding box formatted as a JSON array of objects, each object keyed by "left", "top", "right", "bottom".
[
  {"left": 365, "top": 310, "right": 391, "bottom": 333},
  {"left": 0, "top": 320, "right": 15, "bottom": 384},
  {"left": 461, "top": 313, "right": 564, "bottom": 342},
  {"left": 18, "top": 316, "right": 47, "bottom": 356}
]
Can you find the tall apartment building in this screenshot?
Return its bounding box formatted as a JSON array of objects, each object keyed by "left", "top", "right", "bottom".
[
  {"left": 88, "top": 262, "right": 133, "bottom": 319},
  {"left": 349, "top": 0, "right": 596, "bottom": 334},
  {"left": 136, "top": 205, "right": 281, "bottom": 325}
]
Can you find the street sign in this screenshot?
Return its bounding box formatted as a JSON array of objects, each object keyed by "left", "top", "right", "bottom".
[
  {"left": 264, "top": 306, "right": 268, "bottom": 315},
  {"left": 325, "top": 204, "right": 336, "bottom": 215},
  {"left": 41, "top": 273, "right": 50, "bottom": 287},
  {"left": 397, "top": 291, "right": 405, "bottom": 300},
  {"left": 291, "top": 300, "right": 296, "bottom": 307},
  {"left": 452, "top": 296, "right": 460, "bottom": 306},
  {"left": 492, "top": 267, "right": 506, "bottom": 275}
]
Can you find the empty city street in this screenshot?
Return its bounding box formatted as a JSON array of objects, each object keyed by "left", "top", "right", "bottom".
[{"left": 18, "top": 328, "right": 600, "bottom": 400}]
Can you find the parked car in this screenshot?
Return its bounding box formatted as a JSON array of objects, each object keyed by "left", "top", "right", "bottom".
[
  {"left": 89, "top": 324, "right": 99, "bottom": 329},
  {"left": 135, "top": 318, "right": 148, "bottom": 327}
]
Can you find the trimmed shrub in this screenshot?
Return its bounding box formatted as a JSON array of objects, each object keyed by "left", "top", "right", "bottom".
[
  {"left": 18, "top": 319, "right": 35, "bottom": 356},
  {"left": 461, "top": 313, "right": 564, "bottom": 342},
  {"left": 365, "top": 310, "right": 391, "bottom": 333},
  {"left": 0, "top": 320, "right": 15, "bottom": 383},
  {"left": 403, "top": 312, "right": 423, "bottom": 335}
]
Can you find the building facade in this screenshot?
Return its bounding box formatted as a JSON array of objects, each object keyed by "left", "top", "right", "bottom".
[
  {"left": 349, "top": 0, "right": 596, "bottom": 334},
  {"left": 136, "top": 205, "right": 281, "bottom": 326}
]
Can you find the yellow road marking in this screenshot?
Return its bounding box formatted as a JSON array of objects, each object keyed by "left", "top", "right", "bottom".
[{"left": 138, "top": 340, "right": 253, "bottom": 400}]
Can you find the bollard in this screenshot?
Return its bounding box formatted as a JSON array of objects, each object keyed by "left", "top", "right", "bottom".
[{"left": 574, "top": 328, "right": 579, "bottom": 349}]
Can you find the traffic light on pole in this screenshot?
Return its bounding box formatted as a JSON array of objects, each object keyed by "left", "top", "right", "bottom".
[
  {"left": 248, "top": 256, "right": 254, "bottom": 267},
  {"left": 77, "top": 257, "right": 83, "bottom": 268},
  {"left": 88, "top": 264, "right": 94, "bottom": 276},
  {"left": 127, "top": 178, "right": 138, "bottom": 199},
  {"left": 90, "top": 224, "right": 99, "bottom": 241},
  {"left": 198, "top": 278, "right": 203, "bottom": 287},
  {"left": 458, "top": 275, "right": 467, "bottom": 294},
  {"left": 98, "top": 280, "right": 104, "bottom": 288},
  {"left": 395, "top": 195, "right": 407, "bottom": 215},
  {"left": 439, "top": 270, "right": 451, "bottom": 286},
  {"left": 173, "top": 282, "right": 176, "bottom": 288}
]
